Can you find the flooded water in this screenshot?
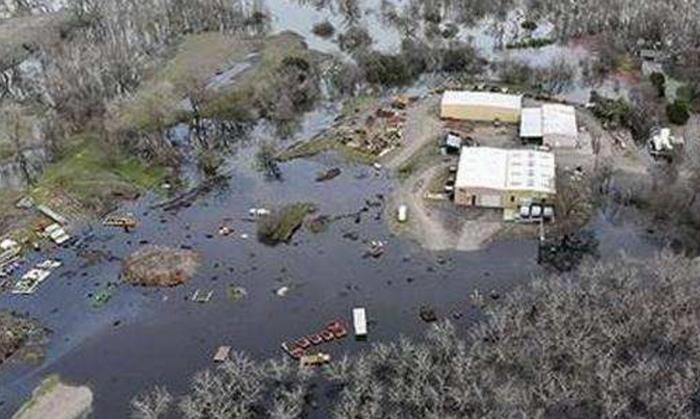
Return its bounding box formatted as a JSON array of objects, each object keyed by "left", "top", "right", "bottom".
[
  {"left": 0, "top": 1, "right": 659, "bottom": 417},
  {"left": 0, "top": 134, "right": 661, "bottom": 418}
]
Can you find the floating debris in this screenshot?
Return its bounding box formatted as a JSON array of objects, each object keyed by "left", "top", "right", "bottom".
[
  {"left": 213, "top": 346, "right": 231, "bottom": 363},
  {"left": 191, "top": 289, "right": 214, "bottom": 303},
  {"left": 300, "top": 352, "right": 331, "bottom": 367},
  {"left": 365, "top": 240, "right": 385, "bottom": 258},
  {"left": 227, "top": 285, "right": 247, "bottom": 301},
  {"left": 91, "top": 286, "right": 115, "bottom": 308},
  {"left": 315, "top": 167, "right": 341, "bottom": 182},
  {"left": 13, "top": 269, "right": 51, "bottom": 294},
  {"left": 353, "top": 307, "right": 367, "bottom": 338},
  {"left": 43, "top": 223, "right": 70, "bottom": 245},
  {"left": 218, "top": 226, "right": 233, "bottom": 236},
  {"left": 103, "top": 215, "right": 138, "bottom": 230}
]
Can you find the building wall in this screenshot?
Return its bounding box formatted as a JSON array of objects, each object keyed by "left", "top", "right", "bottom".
[
  {"left": 455, "top": 187, "right": 505, "bottom": 208},
  {"left": 441, "top": 104, "right": 520, "bottom": 123},
  {"left": 503, "top": 190, "right": 555, "bottom": 211},
  {"left": 457, "top": 187, "right": 554, "bottom": 210}
]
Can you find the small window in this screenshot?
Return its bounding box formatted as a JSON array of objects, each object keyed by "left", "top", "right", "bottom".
[{"left": 510, "top": 196, "right": 515, "bottom": 203}]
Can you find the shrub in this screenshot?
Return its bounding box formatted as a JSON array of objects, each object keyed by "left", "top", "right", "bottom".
[
  {"left": 311, "top": 21, "right": 335, "bottom": 38},
  {"left": 667, "top": 100, "right": 691, "bottom": 125},
  {"left": 521, "top": 20, "right": 538, "bottom": 31},
  {"left": 338, "top": 26, "right": 373, "bottom": 52}
]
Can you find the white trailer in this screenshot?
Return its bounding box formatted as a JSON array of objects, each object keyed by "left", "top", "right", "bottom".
[{"left": 352, "top": 307, "right": 367, "bottom": 337}]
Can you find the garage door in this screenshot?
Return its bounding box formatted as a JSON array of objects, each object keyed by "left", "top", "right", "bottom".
[{"left": 479, "top": 194, "right": 502, "bottom": 208}]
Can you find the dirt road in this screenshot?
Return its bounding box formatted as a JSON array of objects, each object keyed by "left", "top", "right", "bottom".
[{"left": 384, "top": 94, "right": 442, "bottom": 170}]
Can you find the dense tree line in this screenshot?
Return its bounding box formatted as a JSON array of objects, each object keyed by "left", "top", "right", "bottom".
[{"left": 133, "top": 252, "right": 700, "bottom": 418}]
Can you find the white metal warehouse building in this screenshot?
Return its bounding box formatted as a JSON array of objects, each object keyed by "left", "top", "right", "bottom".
[
  {"left": 441, "top": 91, "right": 522, "bottom": 123},
  {"left": 454, "top": 147, "right": 556, "bottom": 210},
  {"left": 520, "top": 104, "right": 578, "bottom": 148}
]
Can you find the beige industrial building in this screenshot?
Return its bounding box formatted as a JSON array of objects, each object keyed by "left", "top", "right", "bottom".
[
  {"left": 440, "top": 91, "right": 522, "bottom": 123},
  {"left": 454, "top": 147, "right": 556, "bottom": 211},
  {"left": 520, "top": 104, "right": 578, "bottom": 148}
]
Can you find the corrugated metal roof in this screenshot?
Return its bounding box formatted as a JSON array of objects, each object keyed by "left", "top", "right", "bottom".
[
  {"left": 442, "top": 91, "right": 522, "bottom": 110},
  {"left": 520, "top": 108, "right": 543, "bottom": 138},
  {"left": 455, "top": 147, "right": 509, "bottom": 191},
  {"left": 456, "top": 147, "right": 555, "bottom": 194}
]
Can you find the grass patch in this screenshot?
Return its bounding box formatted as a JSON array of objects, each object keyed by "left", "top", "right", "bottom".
[
  {"left": 277, "top": 136, "right": 377, "bottom": 164},
  {"left": 30, "top": 134, "right": 166, "bottom": 212},
  {"left": 257, "top": 203, "right": 315, "bottom": 244},
  {"left": 396, "top": 140, "right": 441, "bottom": 181},
  {"left": 341, "top": 95, "right": 378, "bottom": 117},
  {"left": 202, "top": 32, "right": 316, "bottom": 120},
  {"left": 109, "top": 32, "right": 256, "bottom": 133}
]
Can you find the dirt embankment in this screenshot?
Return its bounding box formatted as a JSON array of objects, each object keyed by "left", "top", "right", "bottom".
[{"left": 123, "top": 245, "right": 200, "bottom": 287}]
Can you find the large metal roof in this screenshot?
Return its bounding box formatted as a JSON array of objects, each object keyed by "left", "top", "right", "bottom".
[
  {"left": 442, "top": 91, "right": 523, "bottom": 110},
  {"left": 456, "top": 147, "right": 556, "bottom": 194}
]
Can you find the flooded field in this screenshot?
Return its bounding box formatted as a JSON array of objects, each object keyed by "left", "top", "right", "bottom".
[{"left": 0, "top": 0, "right": 665, "bottom": 417}]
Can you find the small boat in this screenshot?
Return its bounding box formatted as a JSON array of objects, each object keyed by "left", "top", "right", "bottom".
[
  {"left": 295, "top": 337, "right": 312, "bottom": 349},
  {"left": 327, "top": 320, "right": 348, "bottom": 338},
  {"left": 309, "top": 334, "right": 324, "bottom": 345},
  {"left": 281, "top": 342, "right": 305, "bottom": 359},
  {"left": 300, "top": 353, "right": 331, "bottom": 367}
]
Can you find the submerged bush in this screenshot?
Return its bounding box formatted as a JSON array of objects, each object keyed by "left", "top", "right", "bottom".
[
  {"left": 667, "top": 99, "right": 691, "bottom": 125},
  {"left": 312, "top": 21, "right": 336, "bottom": 38},
  {"left": 359, "top": 52, "right": 417, "bottom": 87}
]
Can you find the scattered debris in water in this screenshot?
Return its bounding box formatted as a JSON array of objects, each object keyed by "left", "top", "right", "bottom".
[
  {"left": 364, "top": 240, "right": 385, "bottom": 258},
  {"left": 191, "top": 289, "right": 214, "bottom": 303},
  {"left": 275, "top": 286, "right": 290, "bottom": 297},
  {"left": 315, "top": 167, "right": 341, "bottom": 182},
  {"left": 213, "top": 345, "right": 231, "bottom": 363},
  {"left": 227, "top": 284, "right": 247, "bottom": 301}
]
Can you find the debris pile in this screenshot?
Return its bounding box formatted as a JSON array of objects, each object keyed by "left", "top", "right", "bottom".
[
  {"left": 337, "top": 95, "right": 418, "bottom": 156},
  {"left": 123, "top": 245, "right": 200, "bottom": 287}
]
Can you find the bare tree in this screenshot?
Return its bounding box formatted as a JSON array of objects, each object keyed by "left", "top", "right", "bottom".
[{"left": 131, "top": 386, "right": 173, "bottom": 419}]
